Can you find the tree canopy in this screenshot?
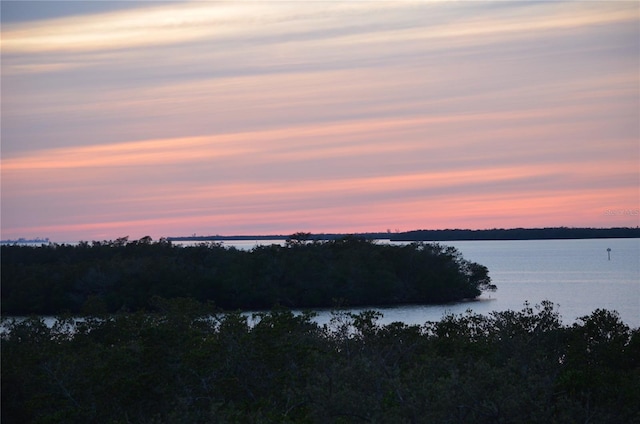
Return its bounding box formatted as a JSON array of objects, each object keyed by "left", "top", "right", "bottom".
[
  {"left": 1, "top": 236, "right": 495, "bottom": 315},
  {"left": 2, "top": 300, "right": 638, "bottom": 423}
]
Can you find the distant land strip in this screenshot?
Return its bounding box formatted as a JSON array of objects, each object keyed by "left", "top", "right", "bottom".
[{"left": 167, "top": 227, "right": 640, "bottom": 243}]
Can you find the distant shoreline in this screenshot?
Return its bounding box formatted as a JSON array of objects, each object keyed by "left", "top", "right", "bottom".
[
  {"left": 167, "top": 227, "right": 640, "bottom": 243},
  {"left": 0, "top": 237, "right": 50, "bottom": 244},
  {"left": 4, "top": 227, "right": 638, "bottom": 245}
]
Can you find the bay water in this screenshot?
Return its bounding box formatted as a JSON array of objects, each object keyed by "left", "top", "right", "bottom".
[{"left": 221, "top": 238, "right": 639, "bottom": 327}]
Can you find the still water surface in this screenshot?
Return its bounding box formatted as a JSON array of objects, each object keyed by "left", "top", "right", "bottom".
[{"left": 220, "top": 238, "right": 639, "bottom": 327}]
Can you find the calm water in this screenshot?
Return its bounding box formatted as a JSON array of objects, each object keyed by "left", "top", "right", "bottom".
[{"left": 226, "top": 238, "right": 639, "bottom": 327}]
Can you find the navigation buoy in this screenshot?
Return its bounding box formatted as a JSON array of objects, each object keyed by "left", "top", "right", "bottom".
[{"left": 607, "top": 248, "right": 611, "bottom": 260}]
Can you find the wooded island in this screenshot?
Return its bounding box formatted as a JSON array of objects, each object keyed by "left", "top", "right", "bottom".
[{"left": 1, "top": 235, "right": 494, "bottom": 316}]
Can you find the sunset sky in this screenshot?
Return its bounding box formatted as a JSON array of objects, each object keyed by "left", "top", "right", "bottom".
[{"left": 2, "top": 0, "right": 639, "bottom": 242}]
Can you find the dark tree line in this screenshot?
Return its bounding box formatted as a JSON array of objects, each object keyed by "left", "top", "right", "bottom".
[
  {"left": 1, "top": 236, "right": 494, "bottom": 316},
  {"left": 167, "top": 227, "right": 640, "bottom": 243},
  {"left": 2, "top": 300, "right": 638, "bottom": 423},
  {"left": 390, "top": 226, "right": 640, "bottom": 241}
]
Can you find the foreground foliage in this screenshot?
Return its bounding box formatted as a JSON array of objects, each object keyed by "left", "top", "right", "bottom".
[
  {"left": 2, "top": 300, "right": 638, "bottom": 423},
  {"left": 1, "top": 236, "right": 494, "bottom": 315}
]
